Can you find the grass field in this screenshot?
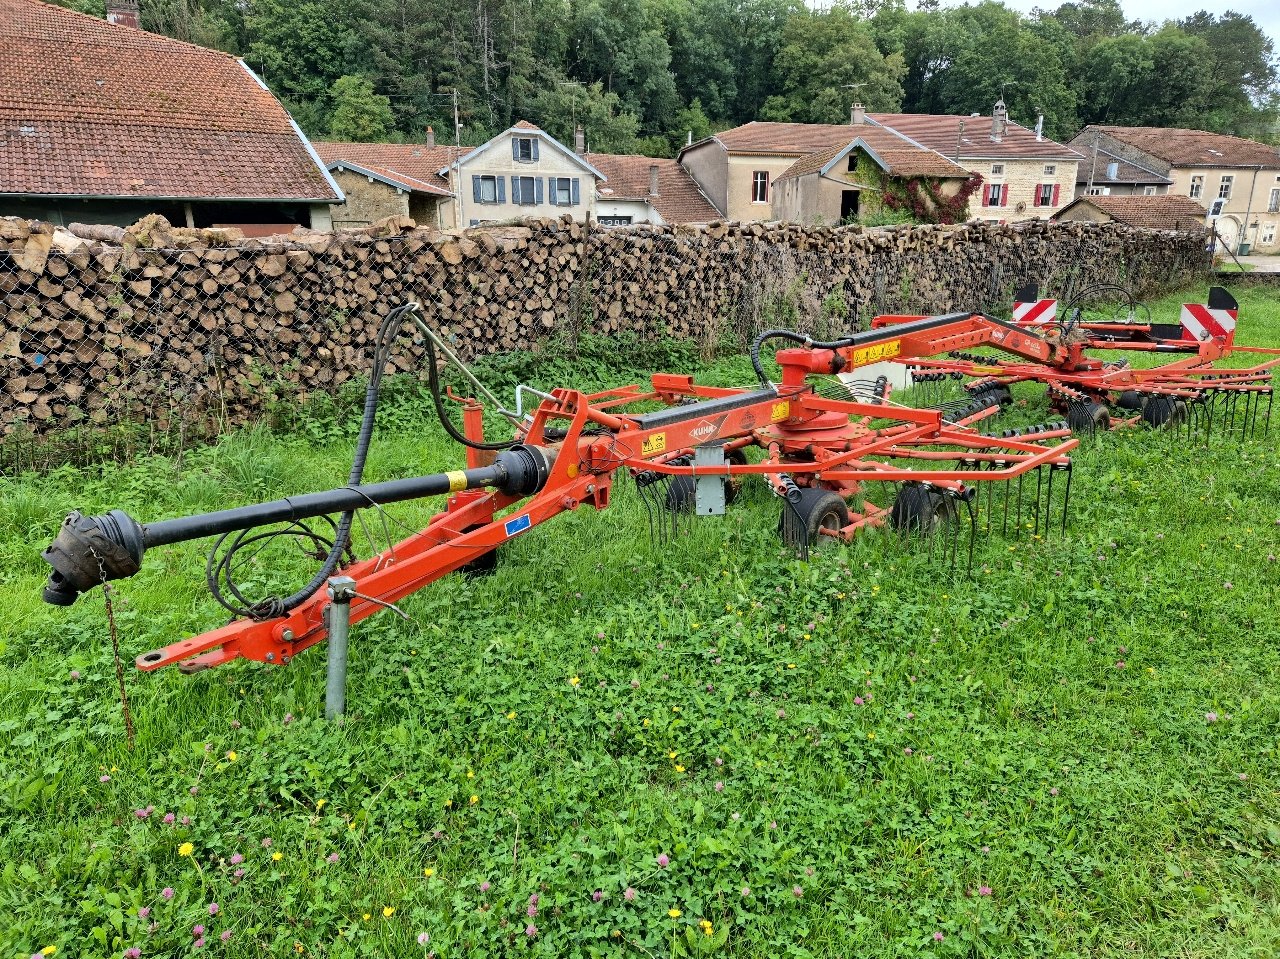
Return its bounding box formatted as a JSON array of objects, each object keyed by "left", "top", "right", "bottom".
[{"left": 2, "top": 286, "right": 1279, "bottom": 958}]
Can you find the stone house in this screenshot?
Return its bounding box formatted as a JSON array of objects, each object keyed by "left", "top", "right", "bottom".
[
  {"left": 1, "top": 0, "right": 341, "bottom": 231},
  {"left": 319, "top": 122, "right": 606, "bottom": 230},
  {"left": 1069, "top": 126, "right": 1280, "bottom": 254},
  {"left": 679, "top": 101, "right": 1081, "bottom": 225},
  {"left": 581, "top": 154, "right": 720, "bottom": 225},
  {"left": 770, "top": 128, "right": 972, "bottom": 226},
  {"left": 1053, "top": 194, "right": 1208, "bottom": 232}
]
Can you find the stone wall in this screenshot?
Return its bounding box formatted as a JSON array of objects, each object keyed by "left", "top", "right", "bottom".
[{"left": 0, "top": 214, "right": 1210, "bottom": 441}]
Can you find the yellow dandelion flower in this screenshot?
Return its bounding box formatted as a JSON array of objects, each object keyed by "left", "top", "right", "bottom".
[
  {"left": 316, "top": 799, "right": 327, "bottom": 810},
  {"left": 363, "top": 913, "right": 371, "bottom": 921},
  {"left": 348, "top": 821, "right": 357, "bottom": 830},
  {"left": 803, "top": 634, "right": 811, "bottom": 640},
  {"left": 787, "top": 663, "right": 796, "bottom": 669},
  {"left": 41, "top": 949, "right": 56, "bottom": 957},
  {"left": 672, "top": 706, "right": 681, "bottom": 713},
  {"left": 272, "top": 851, "right": 283, "bottom": 862},
  {"left": 466, "top": 770, "right": 474, "bottom": 779},
  {"left": 704, "top": 925, "right": 714, "bottom": 936},
  {"left": 691, "top": 623, "right": 700, "bottom": 629},
  {"left": 178, "top": 842, "right": 194, "bottom": 857},
  {"left": 675, "top": 765, "right": 686, "bottom": 773},
  {"left": 668, "top": 908, "right": 682, "bottom": 918},
  {"left": 642, "top": 719, "right": 651, "bottom": 727},
  {"left": 506, "top": 711, "right": 516, "bottom": 719},
  {"left": 569, "top": 676, "right": 581, "bottom": 687},
  {"left": 469, "top": 795, "right": 479, "bottom": 805},
  {"left": 668, "top": 751, "right": 677, "bottom": 759},
  {"left": 867, "top": 732, "right": 876, "bottom": 740},
  {"left": 226, "top": 750, "right": 237, "bottom": 761},
  {"left": 383, "top": 906, "right": 395, "bottom": 918},
  {"left": 444, "top": 799, "right": 453, "bottom": 808},
  {"left": 423, "top": 868, "right": 435, "bottom": 878},
  {"left": 293, "top": 944, "right": 304, "bottom": 954}
]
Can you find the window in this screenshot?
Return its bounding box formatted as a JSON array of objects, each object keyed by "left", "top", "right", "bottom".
[
  {"left": 1143, "top": 186, "right": 1157, "bottom": 196},
  {"left": 1086, "top": 186, "right": 1110, "bottom": 196},
  {"left": 597, "top": 215, "right": 633, "bottom": 227},
  {"left": 511, "top": 175, "right": 541, "bottom": 205},
  {"left": 512, "top": 137, "right": 539, "bottom": 162},
  {"left": 990, "top": 163, "right": 1004, "bottom": 176},
  {"left": 982, "top": 183, "right": 1006, "bottom": 207},
  {"left": 1043, "top": 164, "right": 1056, "bottom": 176},
  {"left": 472, "top": 174, "right": 501, "bottom": 204},
  {"left": 751, "top": 171, "right": 769, "bottom": 203},
  {"left": 1262, "top": 223, "right": 1276, "bottom": 244},
  {"left": 1218, "top": 175, "right": 1233, "bottom": 200},
  {"left": 1209, "top": 198, "right": 1226, "bottom": 217},
  {"left": 549, "top": 176, "right": 579, "bottom": 207},
  {"left": 1268, "top": 188, "right": 1280, "bottom": 213},
  {"left": 1189, "top": 175, "right": 1203, "bottom": 199},
  {"left": 1034, "top": 183, "right": 1059, "bottom": 207}
]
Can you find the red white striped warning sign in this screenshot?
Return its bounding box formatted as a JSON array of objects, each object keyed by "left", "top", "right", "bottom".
[
  {"left": 1180, "top": 303, "right": 1237, "bottom": 341},
  {"left": 1012, "top": 298, "right": 1057, "bottom": 324}
]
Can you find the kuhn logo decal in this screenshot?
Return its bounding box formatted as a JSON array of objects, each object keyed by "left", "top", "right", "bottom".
[{"left": 688, "top": 414, "right": 728, "bottom": 442}]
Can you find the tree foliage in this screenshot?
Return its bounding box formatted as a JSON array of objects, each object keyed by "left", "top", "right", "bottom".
[{"left": 103, "top": 0, "right": 1279, "bottom": 150}]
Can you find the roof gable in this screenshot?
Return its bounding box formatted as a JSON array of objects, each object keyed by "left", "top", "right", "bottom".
[
  {"left": 314, "top": 141, "right": 462, "bottom": 192},
  {"left": 776, "top": 130, "right": 969, "bottom": 183},
  {"left": 442, "top": 123, "right": 606, "bottom": 180},
  {"left": 0, "top": 0, "right": 340, "bottom": 201},
  {"left": 583, "top": 153, "right": 720, "bottom": 223},
  {"left": 326, "top": 160, "right": 452, "bottom": 197},
  {"left": 1055, "top": 194, "right": 1207, "bottom": 230}
]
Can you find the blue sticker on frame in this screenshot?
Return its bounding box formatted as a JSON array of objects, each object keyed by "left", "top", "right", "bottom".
[{"left": 504, "top": 514, "right": 532, "bottom": 538}]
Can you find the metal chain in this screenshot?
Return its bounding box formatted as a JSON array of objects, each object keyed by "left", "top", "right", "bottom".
[{"left": 91, "top": 546, "right": 136, "bottom": 748}]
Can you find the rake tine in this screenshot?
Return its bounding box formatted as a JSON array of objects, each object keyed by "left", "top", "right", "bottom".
[
  {"left": 1265, "top": 388, "right": 1274, "bottom": 439},
  {"left": 1034, "top": 465, "right": 1043, "bottom": 538},
  {"left": 1060, "top": 462, "right": 1072, "bottom": 535},
  {"left": 1015, "top": 471, "right": 1024, "bottom": 539},
  {"left": 964, "top": 495, "right": 977, "bottom": 575},
  {"left": 1045, "top": 464, "right": 1054, "bottom": 538}
]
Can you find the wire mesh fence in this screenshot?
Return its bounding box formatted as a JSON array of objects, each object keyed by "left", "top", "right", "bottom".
[{"left": 1, "top": 218, "right": 1208, "bottom": 474}]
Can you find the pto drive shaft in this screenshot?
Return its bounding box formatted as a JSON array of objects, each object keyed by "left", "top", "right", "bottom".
[{"left": 40, "top": 445, "right": 555, "bottom": 606}]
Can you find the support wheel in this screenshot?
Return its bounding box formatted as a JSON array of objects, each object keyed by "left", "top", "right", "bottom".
[
  {"left": 972, "top": 384, "right": 1012, "bottom": 407},
  {"left": 458, "top": 524, "right": 498, "bottom": 577},
  {"left": 1141, "top": 396, "right": 1188, "bottom": 429},
  {"left": 1067, "top": 401, "right": 1110, "bottom": 435},
  {"left": 1116, "top": 390, "right": 1144, "bottom": 411},
  {"left": 665, "top": 449, "right": 748, "bottom": 513},
  {"left": 890, "top": 484, "right": 958, "bottom": 535},
  {"left": 779, "top": 488, "right": 850, "bottom": 549}
]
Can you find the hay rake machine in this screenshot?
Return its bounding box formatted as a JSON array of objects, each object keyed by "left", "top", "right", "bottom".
[
  {"left": 892, "top": 285, "right": 1280, "bottom": 438},
  {"left": 40, "top": 302, "right": 1080, "bottom": 681}
]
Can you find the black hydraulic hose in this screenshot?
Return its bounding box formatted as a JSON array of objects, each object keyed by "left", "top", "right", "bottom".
[
  {"left": 750, "top": 329, "right": 857, "bottom": 388},
  {"left": 422, "top": 334, "right": 516, "bottom": 451}
]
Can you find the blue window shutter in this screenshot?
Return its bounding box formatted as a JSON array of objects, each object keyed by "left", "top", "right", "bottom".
[
  {"left": 572, "top": 178, "right": 580, "bottom": 205},
  {"left": 497, "top": 176, "right": 506, "bottom": 203},
  {"left": 535, "top": 177, "right": 544, "bottom": 204},
  {"left": 511, "top": 176, "right": 521, "bottom": 204},
  {"left": 512, "top": 138, "right": 519, "bottom": 161},
  {"left": 472, "top": 175, "right": 482, "bottom": 203},
  {"left": 532, "top": 139, "right": 540, "bottom": 161}
]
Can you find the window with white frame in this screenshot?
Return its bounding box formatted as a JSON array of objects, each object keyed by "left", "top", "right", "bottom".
[
  {"left": 1143, "top": 186, "right": 1157, "bottom": 196},
  {"left": 1036, "top": 183, "right": 1055, "bottom": 206},
  {"left": 475, "top": 175, "right": 498, "bottom": 204},
  {"left": 991, "top": 163, "right": 1004, "bottom": 176},
  {"left": 1043, "top": 164, "right": 1056, "bottom": 176},
  {"left": 549, "top": 176, "right": 578, "bottom": 206},
  {"left": 1268, "top": 188, "right": 1280, "bottom": 213},
  {"left": 1262, "top": 223, "right": 1276, "bottom": 244},
  {"left": 1189, "top": 175, "right": 1203, "bottom": 198},
  {"left": 751, "top": 171, "right": 769, "bottom": 203},
  {"left": 1086, "top": 186, "right": 1110, "bottom": 196},
  {"left": 1218, "top": 175, "right": 1233, "bottom": 200}
]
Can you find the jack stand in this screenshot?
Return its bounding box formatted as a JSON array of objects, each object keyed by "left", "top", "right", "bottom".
[{"left": 325, "top": 575, "right": 357, "bottom": 721}]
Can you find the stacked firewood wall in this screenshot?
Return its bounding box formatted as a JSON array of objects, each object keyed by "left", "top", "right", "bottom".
[{"left": 1, "top": 213, "right": 1208, "bottom": 440}]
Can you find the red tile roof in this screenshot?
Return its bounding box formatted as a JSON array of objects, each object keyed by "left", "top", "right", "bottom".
[
  {"left": 1054, "top": 194, "right": 1207, "bottom": 231},
  {"left": 712, "top": 121, "right": 865, "bottom": 156},
  {"left": 776, "top": 128, "right": 969, "bottom": 182},
  {"left": 0, "top": 0, "right": 339, "bottom": 200},
  {"left": 1083, "top": 126, "right": 1280, "bottom": 169},
  {"left": 869, "top": 114, "right": 1084, "bottom": 161},
  {"left": 512, "top": 120, "right": 542, "bottom": 131},
  {"left": 314, "top": 142, "right": 465, "bottom": 194},
  {"left": 325, "top": 159, "right": 452, "bottom": 197},
  {"left": 584, "top": 154, "right": 721, "bottom": 223}
]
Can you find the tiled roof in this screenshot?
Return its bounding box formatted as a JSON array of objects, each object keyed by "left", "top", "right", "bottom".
[
  {"left": 583, "top": 154, "right": 721, "bottom": 223},
  {"left": 0, "top": 0, "right": 339, "bottom": 201},
  {"left": 313, "top": 141, "right": 467, "bottom": 193},
  {"left": 1084, "top": 125, "right": 1280, "bottom": 169},
  {"left": 776, "top": 128, "right": 969, "bottom": 182},
  {"left": 1068, "top": 141, "right": 1173, "bottom": 185},
  {"left": 512, "top": 120, "right": 542, "bottom": 131},
  {"left": 1055, "top": 194, "right": 1207, "bottom": 231},
  {"left": 325, "top": 159, "right": 452, "bottom": 197},
  {"left": 712, "top": 121, "right": 867, "bottom": 156},
  {"left": 868, "top": 114, "right": 1084, "bottom": 161}
]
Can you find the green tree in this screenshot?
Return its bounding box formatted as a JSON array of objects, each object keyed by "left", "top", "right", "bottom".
[
  {"left": 528, "top": 80, "right": 640, "bottom": 153},
  {"left": 244, "top": 0, "right": 362, "bottom": 114},
  {"left": 1181, "top": 11, "right": 1278, "bottom": 136},
  {"left": 327, "top": 75, "right": 395, "bottom": 140}
]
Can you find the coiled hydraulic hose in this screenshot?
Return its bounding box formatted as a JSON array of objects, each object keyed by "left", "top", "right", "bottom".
[{"left": 750, "top": 329, "right": 866, "bottom": 388}]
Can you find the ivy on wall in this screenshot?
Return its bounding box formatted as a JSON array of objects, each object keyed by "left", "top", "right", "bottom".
[{"left": 850, "top": 151, "right": 984, "bottom": 226}]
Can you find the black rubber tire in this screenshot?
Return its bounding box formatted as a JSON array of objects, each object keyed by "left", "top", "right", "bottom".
[
  {"left": 458, "top": 524, "right": 498, "bottom": 577},
  {"left": 665, "top": 449, "right": 748, "bottom": 513},
  {"left": 890, "top": 484, "right": 958, "bottom": 534},
  {"left": 1141, "top": 395, "right": 1188, "bottom": 429},
  {"left": 1116, "top": 390, "right": 1144, "bottom": 411},
  {"left": 779, "top": 488, "right": 850, "bottom": 549},
  {"left": 1067, "top": 401, "right": 1110, "bottom": 435}
]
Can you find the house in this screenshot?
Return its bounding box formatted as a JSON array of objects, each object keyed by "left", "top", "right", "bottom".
[
  {"left": 0, "top": 0, "right": 341, "bottom": 232},
  {"left": 1053, "top": 194, "right": 1208, "bottom": 232},
  {"left": 1072, "top": 125, "right": 1280, "bottom": 253},
  {"left": 1068, "top": 133, "right": 1172, "bottom": 198},
  {"left": 582, "top": 154, "right": 720, "bottom": 225},
  {"left": 679, "top": 101, "right": 1082, "bottom": 225},
  {"left": 319, "top": 122, "right": 606, "bottom": 230},
  {"left": 770, "top": 127, "right": 973, "bottom": 226}
]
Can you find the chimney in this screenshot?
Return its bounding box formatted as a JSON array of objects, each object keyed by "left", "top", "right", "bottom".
[
  {"left": 574, "top": 124, "right": 585, "bottom": 154},
  {"left": 106, "top": 0, "right": 140, "bottom": 28},
  {"left": 1034, "top": 115, "right": 1044, "bottom": 142},
  {"left": 990, "top": 98, "right": 1008, "bottom": 142},
  {"left": 851, "top": 102, "right": 866, "bottom": 125},
  {"left": 425, "top": 126, "right": 436, "bottom": 148},
  {"left": 649, "top": 164, "right": 660, "bottom": 196},
  {"left": 687, "top": 130, "right": 693, "bottom": 146}
]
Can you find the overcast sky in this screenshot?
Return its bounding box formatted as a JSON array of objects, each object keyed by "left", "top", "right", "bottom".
[{"left": 986, "top": 0, "right": 1279, "bottom": 46}]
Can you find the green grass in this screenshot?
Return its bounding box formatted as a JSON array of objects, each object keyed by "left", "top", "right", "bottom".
[{"left": 2, "top": 286, "right": 1280, "bottom": 958}]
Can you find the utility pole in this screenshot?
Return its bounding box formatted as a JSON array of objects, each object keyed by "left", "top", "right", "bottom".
[{"left": 453, "top": 87, "right": 463, "bottom": 230}]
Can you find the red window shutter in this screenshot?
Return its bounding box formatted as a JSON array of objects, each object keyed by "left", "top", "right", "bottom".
[
  {"left": 1000, "top": 184, "right": 1008, "bottom": 207},
  {"left": 1034, "top": 183, "right": 1043, "bottom": 206},
  {"left": 1051, "top": 184, "right": 1060, "bottom": 206}
]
